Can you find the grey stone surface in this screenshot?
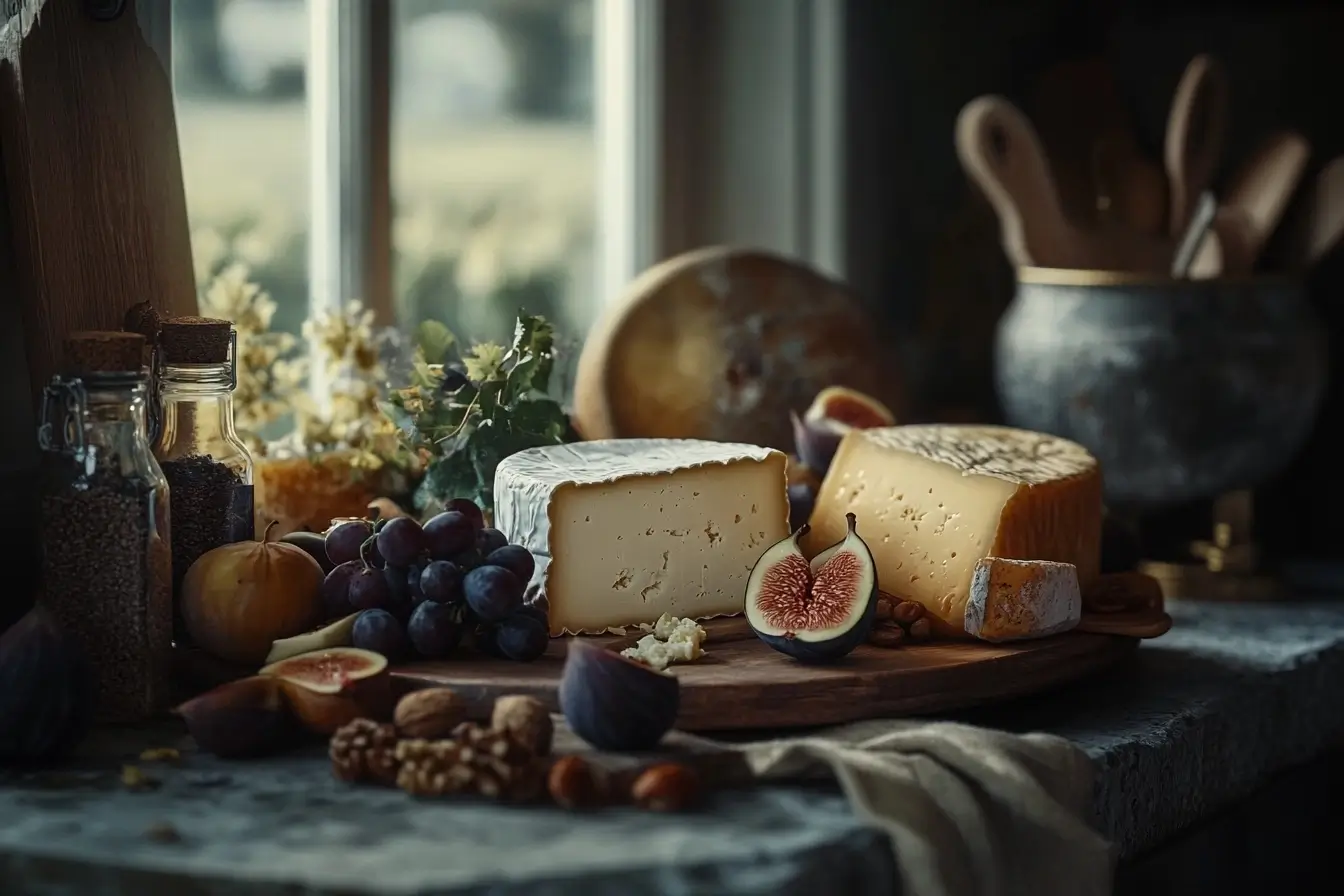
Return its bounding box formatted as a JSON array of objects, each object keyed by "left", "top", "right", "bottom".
[{"left": 3, "top": 599, "right": 1344, "bottom": 895}]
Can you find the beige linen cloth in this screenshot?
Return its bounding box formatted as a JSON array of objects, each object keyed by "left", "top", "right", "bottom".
[{"left": 721, "top": 719, "right": 1115, "bottom": 896}]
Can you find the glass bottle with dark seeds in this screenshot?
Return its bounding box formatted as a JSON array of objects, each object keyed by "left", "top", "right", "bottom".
[
  {"left": 37, "top": 331, "right": 173, "bottom": 723},
  {"left": 150, "top": 317, "right": 255, "bottom": 644}
]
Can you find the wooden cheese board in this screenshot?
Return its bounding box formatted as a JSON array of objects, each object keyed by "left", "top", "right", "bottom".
[{"left": 392, "top": 618, "right": 1139, "bottom": 731}]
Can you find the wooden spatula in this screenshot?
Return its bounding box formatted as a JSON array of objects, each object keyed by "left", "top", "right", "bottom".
[
  {"left": 1164, "top": 54, "right": 1230, "bottom": 239},
  {"left": 1030, "top": 56, "right": 1168, "bottom": 235},
  {"left": 1221, "top": 131, "right": 1312, "bottom": 270},
  {"left": 956, "top": 95, "right": 1084, "bottom": 268}
]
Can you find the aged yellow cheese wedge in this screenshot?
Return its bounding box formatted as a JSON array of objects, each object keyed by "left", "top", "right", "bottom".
[
  {"left": 494, "top": 439, "right": 791, "bottom": 636},
  {"left": 965, "top": 557, "right": 1081, "bottom": 642},
  {"left": 801, "top": 424, "right": 1101, "bottom": 637}
]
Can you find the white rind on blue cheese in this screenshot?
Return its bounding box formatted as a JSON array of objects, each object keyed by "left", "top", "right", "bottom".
[{"left": 494, "top": 439, "right": 790, "bottom": 636}]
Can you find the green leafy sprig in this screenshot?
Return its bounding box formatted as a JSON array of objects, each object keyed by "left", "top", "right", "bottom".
[{"left": 380, "top": 312, "right": 576, "bottom": 515}]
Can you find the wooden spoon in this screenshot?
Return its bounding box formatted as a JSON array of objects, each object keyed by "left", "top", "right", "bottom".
[
  {"left": 1164, "top": 54, "right": 1230, "bottom": 239},
  {"left": 1289, "top": 156, "right": 1344, "bottom": 268},
  {"left": 956, "top": 95, "right": 1082, "bottom": 267},
  {"left": 1221, "top": 131, "right": 1312, "bottom": 270}
]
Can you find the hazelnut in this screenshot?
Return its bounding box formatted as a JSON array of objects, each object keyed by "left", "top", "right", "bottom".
[
  {"left": 630, "top": 762, "right": 701, "bottom": 812},
  {"left": 547, "top": 755, "right": 603, "bottom": 810},
  {"left": 394, "top": 688, "right": 467, "bottom": 739},
  {"left": 907, "top": 617, "right": 933, "bottom": 641},
  {"left": 491, "top": 694, "right": 554, "bottom": 756},
  {"left": 892, "top": 600, "right": 925, "bottom": 624}
]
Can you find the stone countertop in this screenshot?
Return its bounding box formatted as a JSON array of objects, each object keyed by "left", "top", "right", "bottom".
[{"left": 3, "top": 599, "right": 1344, "bottom": 896}]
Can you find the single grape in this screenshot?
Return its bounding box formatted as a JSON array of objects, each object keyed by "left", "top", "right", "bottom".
[
  {"left": 348, "top": 564, "right": 391, "bottom": 611},
  {"left": 325, "top": 519, "right": 373, "bottom": 566},
  {"left": 495, "top": 613, "right": 549, "bottom": 662},
  {"left": 423, "top": 511, "right": 476, "bottom": 560},
  {"left": 407, "top": 600, "right": 467, "bottom": 659},
  {"left": 377, "top": 517, "right": 426, "bottom": 568},
  {"left": 476, "top": 527, "right": 508, "bottom": 556},
  {"left": 407, "top": 561, "right": 427, "bottom": 605},
  {"left": 352, "top": 609, "right": 410, "bottom": 661},
  {"left": 512, "top": 604, "right": 548, "bottom": 628},
  {"left": 451, "top": 547, "right": 483, "bottom": 572},
  {"left": 419, "top": 560, "right": 464, "bottom": 604},
  {"left": 462, "top": 564, "right": 523, "bottom": 623},
  {"left": 382, "top": 564, "right": 414, "bottom": 624},
  {"left": 472, "top": 623, "right": 505, "bottom": 658},
  {"left": 484, "top": 544, "right": 535, "bottom": 583},
  {"left": 445, "top": 498, "right": 485, "bottom": 532},
  {"left": 320, "top": 560, "right": 361, "bottom": 619}
]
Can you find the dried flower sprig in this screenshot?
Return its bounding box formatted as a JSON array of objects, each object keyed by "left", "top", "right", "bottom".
[{"left": 381, "top": 312, "right": 576, "bottom": 514}]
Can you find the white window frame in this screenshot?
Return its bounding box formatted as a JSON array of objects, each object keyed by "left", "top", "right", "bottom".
[{"left": 171, "top": 0, "right": 848, "bottom": 339}]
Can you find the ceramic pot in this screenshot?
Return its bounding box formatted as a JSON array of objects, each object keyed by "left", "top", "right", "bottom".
[{"left": 994, "top": 267, "right": 1328, "bottom": 506}]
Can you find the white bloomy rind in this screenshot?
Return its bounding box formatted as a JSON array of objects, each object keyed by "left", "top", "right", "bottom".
[
  {"left": 744, "top": 526, "right": 876, "bottom": 643},
  {"left": 494, "top": 439, "right": 790, "bottom": 636}
]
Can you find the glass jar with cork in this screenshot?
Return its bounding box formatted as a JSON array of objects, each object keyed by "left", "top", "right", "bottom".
[
  {"left": 151, "top": 317, "right": 254, "bottom": 642},
  {"left": 37, "top": 331, "right": 173, "bottom": 724}
]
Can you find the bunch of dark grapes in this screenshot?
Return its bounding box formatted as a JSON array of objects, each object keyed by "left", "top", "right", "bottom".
[{"left": 315, "top": 500, "right": 549, "bottom": 663}]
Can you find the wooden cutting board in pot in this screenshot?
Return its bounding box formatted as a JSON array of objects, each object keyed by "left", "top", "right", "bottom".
[{"left": 1029, "top": 56, "right": 1168, "bottom": 235}]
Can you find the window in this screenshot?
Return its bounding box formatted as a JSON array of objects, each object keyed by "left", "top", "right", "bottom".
[{"left": 171, "top": 0, "right": 846, "bottom": 401}]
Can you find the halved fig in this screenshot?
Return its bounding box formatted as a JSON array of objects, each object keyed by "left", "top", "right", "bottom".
[
  {"left": 791, "top": 386, "right": 895, "bottom": 472},
  {"left": 744, "top": 512, "right": 878, "bottom": 663},
  {"left": 259, "top": 646, "right": 392, "bottom": 735}
]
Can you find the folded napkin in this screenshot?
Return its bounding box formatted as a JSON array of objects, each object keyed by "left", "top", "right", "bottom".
[{"left": 726, "top": 720, "right": 1115, "bottom": 896}]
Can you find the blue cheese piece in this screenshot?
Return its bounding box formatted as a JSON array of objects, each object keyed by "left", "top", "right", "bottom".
[
  {"left": 964, "top": 557, "right": 1081, "bottom": 642},
  {"left": 621, "top": 614, "right": 708, "bottom": 671},
  {"left": 494, "top": 440, "right": 789, "bottom": 636}
]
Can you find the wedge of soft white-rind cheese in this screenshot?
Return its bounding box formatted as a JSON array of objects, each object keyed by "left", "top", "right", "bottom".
[
  {"left": 964, "top": 557, "right": 1081, "bottom": 642},
  {"left": 801, "top": 424, "right": 1101, "bottom": 638},
  {"left": 494, "top": 439, "right": 790, "bottom": 636}
]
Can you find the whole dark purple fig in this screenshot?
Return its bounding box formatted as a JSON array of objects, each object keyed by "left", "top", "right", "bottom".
[
  {"left": 559, "top": 641, "right": 679, "bottom": 751},
  {"left": 0, "top": 607, "right": 93, "bottom": 764}
]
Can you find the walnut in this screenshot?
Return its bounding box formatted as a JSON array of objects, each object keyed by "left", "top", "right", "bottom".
[
  {"left": 330, "top": 718, "right": 401, "bottom": 785},
  {"left": 395, "top": 724, "right": 543, "bottom": 802},
  {"left": 395, "top": 688, "right": 467, "bottom": 739},
  {"left": 491, "top": 694, "right": 553, "bottom": 756}
]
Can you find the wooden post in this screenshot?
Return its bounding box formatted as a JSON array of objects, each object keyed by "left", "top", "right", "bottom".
[
  {"left": 0, "top": 0, "right": 197, "bottom": 625},
  {"left": 0, "top": 0, "right": 198, "bottom": 409}
]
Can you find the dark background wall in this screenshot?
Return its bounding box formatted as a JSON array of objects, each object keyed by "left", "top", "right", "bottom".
[{"left": 843, "top": 0, "right": 1344, "bottom": 563}]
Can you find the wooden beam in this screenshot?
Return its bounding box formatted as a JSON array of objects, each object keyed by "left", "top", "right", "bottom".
[{"left": 0, "top": 0, "right": 198, "bottom": 408}]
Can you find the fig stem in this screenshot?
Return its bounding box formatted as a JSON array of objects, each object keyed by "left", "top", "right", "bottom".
[{"left": 262, "top": 520, "right": 280, "bottom": 544}]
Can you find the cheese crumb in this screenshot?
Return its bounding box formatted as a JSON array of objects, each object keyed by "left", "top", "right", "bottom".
[{"left": 621, "top": 614, "right": 707, "bottom": 671}]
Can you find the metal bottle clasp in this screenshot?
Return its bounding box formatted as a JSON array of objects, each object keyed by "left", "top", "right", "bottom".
[{"left": 38, "top": 377, "right": 88, "bottom": 456}]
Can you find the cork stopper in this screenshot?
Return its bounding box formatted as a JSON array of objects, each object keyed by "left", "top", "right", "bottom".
[
  {"left": 63, "top": 331, "right": 146, "bottom": 375},
  {"left": 158, "top": 316, "right": 233, "bottom": 364},
  {"left": 123, "top": 300, "right": 163, "bottom": 343}
]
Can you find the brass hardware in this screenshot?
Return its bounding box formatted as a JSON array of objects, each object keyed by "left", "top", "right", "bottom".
[{"left": 1139, "top": 489, "right": 1284, "bottom": 602}]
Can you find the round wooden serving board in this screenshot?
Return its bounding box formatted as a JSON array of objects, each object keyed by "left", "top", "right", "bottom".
[{"left": 393, "top": 618, "right": 1137, "bottom": 731}]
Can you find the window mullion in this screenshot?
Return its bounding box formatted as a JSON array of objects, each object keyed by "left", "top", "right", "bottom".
[
  {"left": 594, "top": 0, "right": 662, "bottom": 308},
  {"left": 308, "top": 0, "right": 393, "bottom": 403}
]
